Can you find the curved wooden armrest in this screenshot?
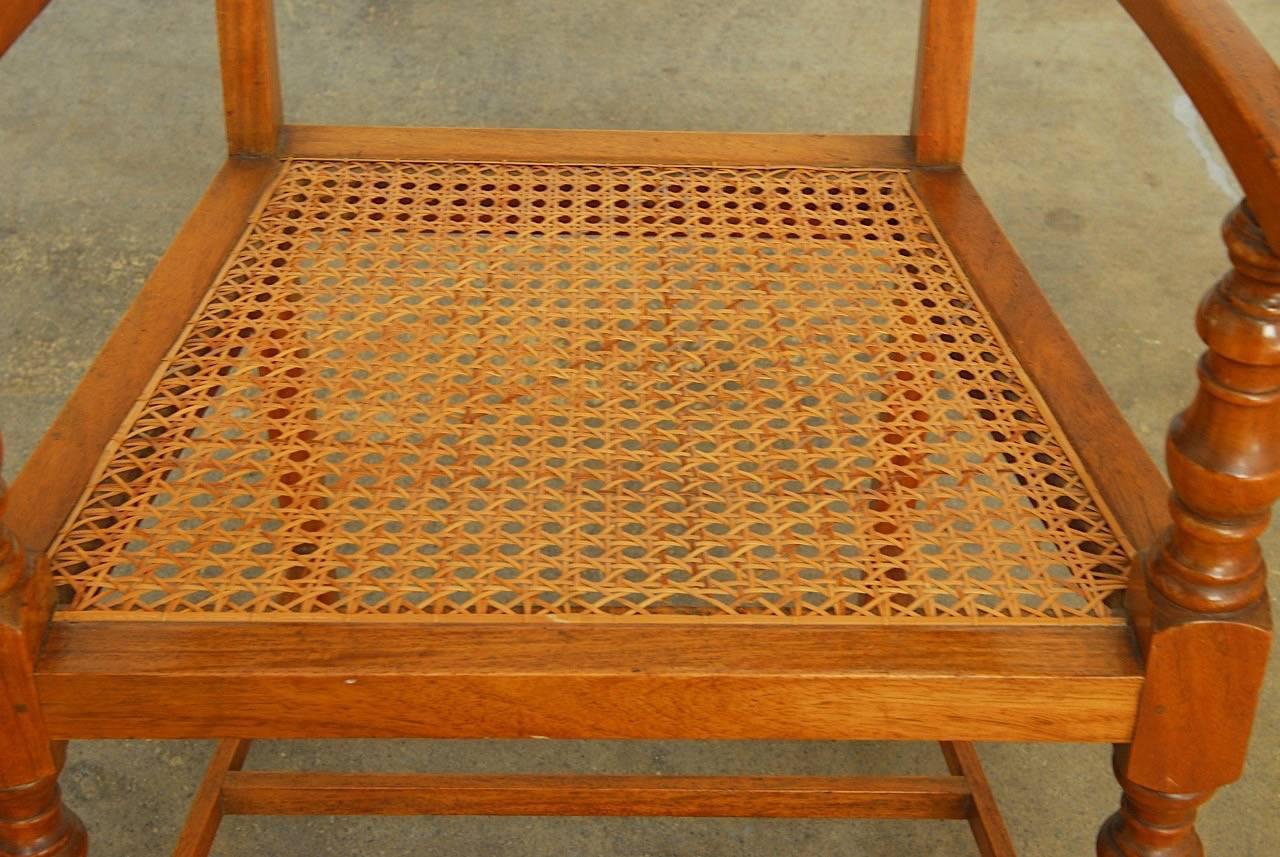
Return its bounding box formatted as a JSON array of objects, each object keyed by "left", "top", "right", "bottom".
[
  {"left": 1119, "top": 0, "right": 1280, "bottom": 249},
  {"left": 0, "top": 0, "right": 52, "bottom": 59}
]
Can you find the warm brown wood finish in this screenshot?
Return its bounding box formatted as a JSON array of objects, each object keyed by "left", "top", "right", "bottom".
[
  {"left": 0, "top": 0, "right": 52, "bottom": 59},
  {"left": 173, "top": 739, "right": 1013, "bottom": 854},
  {"left": 0, "top": 771, "right": 86, "bottom": 857},
  {"left": 221, "top": 771, "right": 973, "bottom": 820},
  {"left": 215, "top": 0, "right": 283, "bottom": 156},
  {"left": 912, "top": 0, "right": 978, "bottom": 165},
  {"left": 907, "top": 169, "right": 1171, "bottom": 560},
  {"left": 1118, "top": 0, "right": 1280, "bottom": 250},
  {"left": 0, "top": 450, "right": 85, "bottom": 857},
  {"left": 1145, "top": 205, "right": 1279, "bottom": 620},
  {"left": 3, "top": 1, "right": 1278, "bottom": 854},
  {"left": 7, "top": 158, "right": 279, "bottom": 555},
  {"left": 1098, "top": 746, "right": 1214, "bottom": 857},
  {"left": 941, "top": 743, "right": 1018, "bottom": 857},
  {"left": 173, "top": 740, "right": 251, "bottom": 857},
  {"left": 1099, "top": 202, "right": 1277, "bottom": 856},
  {"left": 284, "top": 125, "right": 917, "bottom": 167},
  {"left": 34, "top": 624, "right": 1143, "bottom": 743}
]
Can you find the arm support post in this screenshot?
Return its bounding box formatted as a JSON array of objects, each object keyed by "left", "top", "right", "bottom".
[
  {"left": 1101, "top": 205, "right": 1276, "bottom": 857},
  {"left": 0, "top": 439, "right": 85, "bottom": 856},
  {"left": 1099, "top": 6, "right": 1280, "bottom": 852}
]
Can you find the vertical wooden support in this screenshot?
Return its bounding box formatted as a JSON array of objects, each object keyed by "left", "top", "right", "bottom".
[
  {"left": 911, "top": 0, "right": 978, "bottom": 166},
  {"left": 0, "top": 438, "right": 86, "bottom": 857},
  {"left": 1099, "top": 203, "right": 1276, "bottom": 857},
  {"left": 940, "top": 743, "right": 1017, "bottom": 857},
  {"left": 173, "top": 740, "right": 252, "bottom": 857},
  {"left": 215, "top": 0, "right": 283, "bottom": 157}
]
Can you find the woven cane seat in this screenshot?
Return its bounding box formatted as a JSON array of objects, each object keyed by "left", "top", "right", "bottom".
[{"left": 47, "top": 159, "right": 1131, "bottom": 622}]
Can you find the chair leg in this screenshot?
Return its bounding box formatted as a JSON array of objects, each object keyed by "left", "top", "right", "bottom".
[
  {"left": 1099, "top": 201, "right": 1277, "bottom": 857},
  {"left": 0, "top": 744, "right": 87, "bottom": 857},
  {"left": 1097, "top": 746, "right": 1211, "bottom": 857},
  {"left": 0, "top": 441, "right": 87, "bottom": 857}
]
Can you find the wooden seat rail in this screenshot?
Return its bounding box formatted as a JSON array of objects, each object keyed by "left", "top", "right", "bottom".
[{"left": 0, "top": 2, "right": 1277, "bottom": 856}]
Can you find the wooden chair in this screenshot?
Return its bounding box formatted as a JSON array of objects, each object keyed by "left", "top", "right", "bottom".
[{"left": 1, "top": 1, "right": 1275, "bottom": 854}]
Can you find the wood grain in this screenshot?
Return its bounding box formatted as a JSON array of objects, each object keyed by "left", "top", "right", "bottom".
[
  {"left": 35, "top": 623, "right": 1142, "bottom": 742},
  {"left": 1118, "top": 0, "right": 1280, "bottom": 249},
  {"left": 283, "top": 125, "right": 917, "bottom": 167},
  {"left": 220, "top": 772, "right": 972, "bottom": 820},
  {"left": 1109, "top": 204, "right": 1274, "bottom": 849},
  {"left": 942, "top": 742, "right": 1018, "bottom": 857},
  {"left": 0, "top": 0, "right": 51, "bottom": 59},
  {"left": 3, "top": 1, "right": 1277, "bottom": 851},
  {"left": 912, "top": 0, "right": 979, "bottom": 165},
  {"left": 0, "top": 610, "right": 55, "bottom": 789},
  {"left": 1127, "top": 616, "right": 1270, "bottom": 794},
  {"left": 1097, "top": 136, "right": 1277, "bottom": 857},
  {"left": 172, "top": 740, "right": 251, "bottom": 857},
  {"left": 216, "top": 0, "right": 283, "bottom": 156},
  {"left": 1099, "top": 745, "right": 1213, "bottom": 857},
  {"left": 0, "top": 494, "right": 85, "bottom": 853},
  {"left": 908, "top": 168, "right": 1169, "bottom": 641},
  {"left": 7, "top": 158, "right": 280, "bottom": 555}
]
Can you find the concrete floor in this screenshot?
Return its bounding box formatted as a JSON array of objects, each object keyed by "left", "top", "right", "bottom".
[{"left": 1, "top": 0, "right": 1277, "bottom": 854}]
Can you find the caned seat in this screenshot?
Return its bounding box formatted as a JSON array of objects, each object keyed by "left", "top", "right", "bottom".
[
  {"left": 49, "top": 160, "right": 1129, "bottom": 622},
  {"left": 2, "top": 2, "right": 1276, "bottom": 856}
]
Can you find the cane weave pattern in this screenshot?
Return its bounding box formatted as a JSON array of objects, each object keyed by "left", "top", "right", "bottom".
[{"left": 48, "top": 159, "right": 1131, "bottom": 621}]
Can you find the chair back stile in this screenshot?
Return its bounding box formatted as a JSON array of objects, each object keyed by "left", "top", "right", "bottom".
[
  {"left": 912, "top": 0, "right": 979, "bottom": 165},
  {"left": 208, "top": 0, "right": 985, "bottom": 165},
  {"left": 216, "top": 0, "right": 283, "bottom": 157}
]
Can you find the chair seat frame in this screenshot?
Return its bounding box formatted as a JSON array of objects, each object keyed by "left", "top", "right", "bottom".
[{"left": 0, "top": 1, "right": 1276, "bottom": 855}]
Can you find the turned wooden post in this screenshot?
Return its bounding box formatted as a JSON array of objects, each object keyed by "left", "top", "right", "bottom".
[
  {"left": 1099, "top": 203, "right": 1276, "bottom": 857},
  {"left": 0, "top": 437, "right": 86, "bottom": 857}
]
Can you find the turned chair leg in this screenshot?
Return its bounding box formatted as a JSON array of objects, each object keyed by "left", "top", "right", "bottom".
[
  {"left": 1099, "top": 203, "right": 1276, "bottom": 856},
  {"left": 1098, "top": 746, "right": 1211, "bottom": 857},
  {"left": 0, "top": 439, "right": 87, "bottom": 857},
  {"left": 0, "top": 745, "right": 87, "bottom": 857}
]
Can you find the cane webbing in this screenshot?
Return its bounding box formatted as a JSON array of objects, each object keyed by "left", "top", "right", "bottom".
[{"left": 48, "top": 159, "right": 1131, "bottom": 621}]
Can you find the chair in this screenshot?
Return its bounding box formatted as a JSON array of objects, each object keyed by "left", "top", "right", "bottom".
[{"left": 1, "top": 1, "right": 1275, "bottom": 854}]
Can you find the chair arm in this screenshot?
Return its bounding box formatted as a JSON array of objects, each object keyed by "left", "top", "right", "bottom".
[
  {"left": 1119, "top": 0, "right": 1280, "bottom": 249},
  {"left": 0, "top": 0, "right": 52, "bottom": 60}
]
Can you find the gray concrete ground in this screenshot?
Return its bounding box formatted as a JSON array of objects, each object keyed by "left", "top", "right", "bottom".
[{"left": 1, "top": 1, "right": 1277, "bottom": 854}]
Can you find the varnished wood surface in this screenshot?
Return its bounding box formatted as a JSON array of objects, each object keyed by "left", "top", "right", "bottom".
[
  {"left": 1098, "top": 745, "right": 1213, "bottom": 857},
  {"left": 0, "top": 0, "right": 51, "bottom": 59},
  {"left": 942, "top": 742, "right": 1018, "bottom": 857},
  {"left": 7, "top": 158, "right": 280, "bottom": 555},
  {"left": 35, "top": 623, "right": 1142, "bottom": 742},
  {"left": 215, "top": 0, "right": 282, "bottom": 156},
  {"left": 1101, "top": 202, "right": 1276, "bottom": 854},
  {"left": 1118, "top": 0, "right": 1280, "bottom": 250},
  {"left": 908, "top": 168, "right": 1169, "bottom": 554},
  {"left": 0, "top": 0, "right": 1275, "bottom": 851},
  {"left": 0, "top": 609, "right": 55, "bottom": 789},
  {"left": 0, "top": 462, "right": 85, "bottom": 854},
  {"left": 908, "top": 167, "right": 1169, "bottom": 644},
  {"left": 1141, "top": 206, "right": 1279, "bottom": 617},
  {"left": 173, "top": 741, "right": 1014, "bottom": 852},
  {"left": 1128, "top": 616, "right": 1270, "bottom": 794},
  {"left": 911, "top": 0, "right": 978, "bottom": 165},
  {"left": 220, "top": 771, "right": 973, "bottom": 820},
  {"left": 172, "top": 740, "right": 250, "bottom": 857},
  {"left": 1, "top": 441, "right": 60, "bottom": 788},
  {"left": 283, "top": 125, "right": 917, "bottom": 167}
]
